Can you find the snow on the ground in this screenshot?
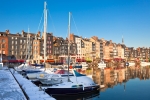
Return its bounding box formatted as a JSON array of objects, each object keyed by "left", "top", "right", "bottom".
[
  {"left": 0, "top": 68, "right": 27, "bottom": 100},
  {"left": 10, "top": 68, "right": 56, "bottom": 100}
]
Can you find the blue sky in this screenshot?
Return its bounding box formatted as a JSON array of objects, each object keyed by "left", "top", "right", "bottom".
[{"left": 0, "top": 0, "right": 150, "bottom": 48}]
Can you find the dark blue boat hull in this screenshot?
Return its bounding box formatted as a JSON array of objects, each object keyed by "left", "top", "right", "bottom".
[
  {"left": 53, "top": 90, "right": 100, "bottom": 100},
  {"left": 45, "top": 85, "right": 100, "bottom": 96}
]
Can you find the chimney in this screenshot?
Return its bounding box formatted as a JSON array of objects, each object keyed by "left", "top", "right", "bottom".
[
  {"left": 6, "top": 30, "right": 10, "bottom": 34},
  {"left": 22, "top": 30, "right": 24, "bottom": 35},
  {"left": 92, "top": 36, "right": 98, "bottom": 41},
  {"left": 110, "top": 40, "right": 112, "bottom": 43},
  {"left": 37, "top": 31, "right": 41, "bottom": 37}
]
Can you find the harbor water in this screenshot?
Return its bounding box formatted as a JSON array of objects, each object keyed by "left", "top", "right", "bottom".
[{"left": 54, "top": 66, "right": 150, "bottom": 100}]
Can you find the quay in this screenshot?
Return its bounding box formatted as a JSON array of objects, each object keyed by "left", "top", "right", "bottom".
[{"left": 0, "top": 67, "right": 55, "bottom": 100}]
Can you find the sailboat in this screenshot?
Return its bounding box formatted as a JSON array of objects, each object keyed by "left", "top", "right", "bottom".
[
  {"left": 36, "top": 7, "right": 99, "bottom": 95},
  {"left": 0, "top": 44, "right": 3, "bottom": 69},
  {"left": 14, "top": 28, "right": 45, "bottom": 75}
]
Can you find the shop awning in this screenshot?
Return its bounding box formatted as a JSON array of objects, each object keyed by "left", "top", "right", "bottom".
[
  {"left": 8, "top": 60, "right": 25, "bottom": 63},
  {"left": 40, "top": 59, "right": 55, "bottom": 63},
  {"left": 8, "top": 60, "right": 18, "bottom": 63},
  {"left": 2, "top": 60, "right": 8, "bottom": 62},
  {"left": 76, "top": 59, "right": 86, "bottom": 62}
]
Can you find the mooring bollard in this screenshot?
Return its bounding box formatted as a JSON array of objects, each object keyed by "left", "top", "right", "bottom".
[
  {"left": 43, "top": 88, "right": 45, "bottom": 94},
  {"left": 39, "top": 84, "right": 42, "bottom": 91}
]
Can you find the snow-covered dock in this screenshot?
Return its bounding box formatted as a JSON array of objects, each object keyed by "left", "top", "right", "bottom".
[
  {"left": 10, "top": 68, "right": 56, "bottom": 100},
  {"left": 0, "top": 67, "right": 27, "bottom": 100}
]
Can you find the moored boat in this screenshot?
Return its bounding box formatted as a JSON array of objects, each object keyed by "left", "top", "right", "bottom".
[{"left": 41, "top": 70, "right": 100, "bottom": 95}]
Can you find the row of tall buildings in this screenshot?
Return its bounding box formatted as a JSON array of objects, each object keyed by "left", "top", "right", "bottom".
[{"left": 0, "top": 30, "right": 150, "bottom": 63}]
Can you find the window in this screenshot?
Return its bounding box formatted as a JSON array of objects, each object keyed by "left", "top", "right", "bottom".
[
  {"left": 20, "top": 45, "right": 22, "bottom": 48},
  {"left": 48, "top": 37, "right": 50, "bottom": 40},
  {"left": 2, "top": 39, "right": 5, "bottom": 43},
  {"left": 24, "top": 40, "right": 26, "bottom": 43},
  {"left": 12, "top": 37, "right": 14, "bottom": 39},
  {"left": 12, "top": 46, "right": 14, "bottom": 49},
  {"left": 15, "top": 41, "right": 17, "bottom": 44},
  {"left": 20, "top": 40, "right": 22, "bottom": 43},
  {"left": 12, "top": 51, "right": 14, "bottom": 54},
  {"left": 15, "top": 37, "right": 17, "bottom": 39},
  {"left": 2, "top": 50, "right": 5, "bottom": 54}
]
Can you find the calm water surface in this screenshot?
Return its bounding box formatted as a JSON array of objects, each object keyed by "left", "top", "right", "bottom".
[{"left": 54, "top": 66, "right": 150, "bottom": 100}]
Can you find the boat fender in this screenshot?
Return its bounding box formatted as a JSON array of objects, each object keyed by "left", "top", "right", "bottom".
[{"left": 82, "top": 84, "right": 84, "bottom": 91}]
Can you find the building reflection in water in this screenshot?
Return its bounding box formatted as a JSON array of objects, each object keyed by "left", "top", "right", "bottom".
[{"left": 95, "top": 65, "right": 150, "bottom": 92}]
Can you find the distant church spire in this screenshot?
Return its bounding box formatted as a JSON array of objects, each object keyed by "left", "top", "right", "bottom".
[{"left": 122, "top": 35, "right": 124, "bottom": 44}]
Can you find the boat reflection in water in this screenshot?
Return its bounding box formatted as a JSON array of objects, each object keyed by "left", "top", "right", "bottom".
[{"left": 53, "top": 90, "right": 100, "bottom": 100}]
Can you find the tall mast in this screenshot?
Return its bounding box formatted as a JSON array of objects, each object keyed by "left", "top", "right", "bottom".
[
  {"left": 28, "top": 27, "right": 30, "bottom": 61},
  {"left": 67, "top": 12, "right": 71, "bottom": 82},
  {"left": 44, "top": 1, "right": 47, "bottom": 63}
]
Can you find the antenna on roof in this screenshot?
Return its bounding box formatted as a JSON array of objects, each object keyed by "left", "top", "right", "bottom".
[{"left": 122, "top": 35, "right": 124, "bottom": 44}]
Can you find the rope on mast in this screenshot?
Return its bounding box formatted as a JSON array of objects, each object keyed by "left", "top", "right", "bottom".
[
  {"left": 47, "top": 9, "right": 57, "bottom": 35},
  {"left": 72, "top": 14, "right": 80, "bottom": 36},
  {"left": 37, "top": 11, "right": 44, "bottom": 37}
]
